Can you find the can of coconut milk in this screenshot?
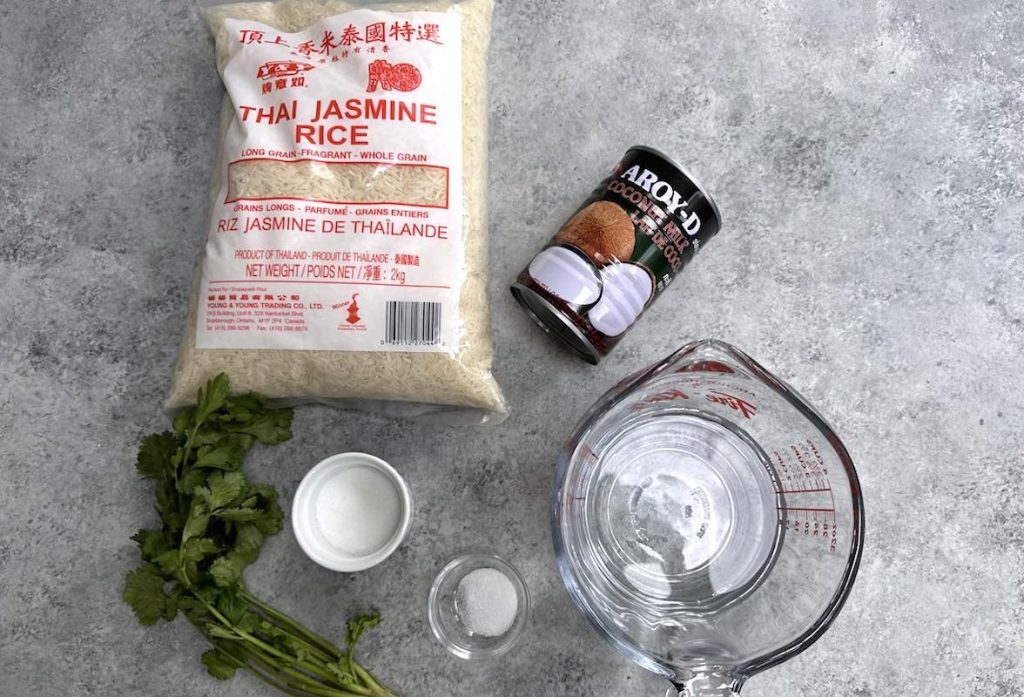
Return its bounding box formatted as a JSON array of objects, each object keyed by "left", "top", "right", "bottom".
[{"left": 511, "top": 146, "right": 722, "bottom": 363}]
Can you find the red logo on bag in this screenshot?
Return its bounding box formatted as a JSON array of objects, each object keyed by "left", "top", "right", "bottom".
[
  {"left": 257, "top": 61, "right": 316, "bottom": 80},
  {"left": 345, "top": 293, "right": 361, "bottom": 325},
  {"left": 366, "top": 60, "right": 421, "bottom": 92}
]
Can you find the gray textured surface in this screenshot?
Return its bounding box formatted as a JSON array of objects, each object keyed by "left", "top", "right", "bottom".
[{"left": 1, "top": 0, "right": 1023, "bottom": 695}]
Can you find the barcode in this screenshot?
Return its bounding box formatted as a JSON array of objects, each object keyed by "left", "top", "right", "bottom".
[{"left": 384, "top": 301, "right": 442, "bottom": 345}]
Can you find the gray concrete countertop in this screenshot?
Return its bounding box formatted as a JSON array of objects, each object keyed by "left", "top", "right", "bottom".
[{"left": 2, "top": 1, "right": 1022, "bottom": 695}]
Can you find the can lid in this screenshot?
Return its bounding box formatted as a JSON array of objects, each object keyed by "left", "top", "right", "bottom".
[
  {"left": 510, "top": 283, "right": 601, "bottom": 365},
  {"left": 627, "top": 145, "right": 722, "bottom": 231}
]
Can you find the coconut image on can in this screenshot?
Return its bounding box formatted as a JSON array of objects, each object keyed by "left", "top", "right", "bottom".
[
  {"left": 527, "top": 246, "right": 602, "bottom": 307},
  {"left": 556, "top": 201, "right": 635, "bottom": 265},
  {"left": 511, "top": 146, "right": 721, "bottom": 363},
  {"left": 588, "top": 263, "right": 654, "bottom": 337}
]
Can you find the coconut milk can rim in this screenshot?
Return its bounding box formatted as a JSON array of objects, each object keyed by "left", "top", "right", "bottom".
[{"left": 627, "top": 145, "right": 723, "bottom": 230}]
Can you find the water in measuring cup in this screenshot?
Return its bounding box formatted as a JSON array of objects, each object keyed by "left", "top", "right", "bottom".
[
  {"left": 556, "top": 342, "right": 865, "bottom": 688},
  {"left": 580, "top": 413, "right": 783, "bottom": 619}
]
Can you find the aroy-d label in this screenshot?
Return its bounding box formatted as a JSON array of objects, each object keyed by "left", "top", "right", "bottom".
[{"left": 511, "top": 146, "right": 721, "bottom": 363}]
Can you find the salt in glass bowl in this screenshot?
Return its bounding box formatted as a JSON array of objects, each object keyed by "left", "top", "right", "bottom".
[{"left": 427, "top": 554, "right": 530, "bottom": 659}]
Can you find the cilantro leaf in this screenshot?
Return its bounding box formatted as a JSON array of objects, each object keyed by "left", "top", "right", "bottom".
[
  {"left": 250, "top": 484, "right": 279, "bottom": 501},
  {"left": 177, "top": 468, "right": 207, "bottom": 496},
  {"left": 194, "top": 471, "right": 247, "bottom": 511},
  {"left": 213, "top": 507, "right": 267, "bottom": 523},
  {"left": 136, "top": 432, "right": 177, "bottom": 479},
  {"left": 230, "top": 409, "right": 294, "bottom": 445},
  {"left": 248, "top": 485, "right": 284, "bottom": 535},
  {"left": 131, "top": 528, "right": 175, "bottom": 560},
  {"left": 216, "top": 588, "right": 248, "bottom": 624},
  {"left": 235, "top": 612, "right": 262, "bottom": 634},
  {"left": 172, "top": 409, "right": 193, "bottom": 439},
  {"left": 345, "top": 612, "right": 381, "bottom": 650},
  {"left": 123, "top": 564, "right": 168, "bottom": 626},
  {"left": 181, "top": 537, "right": 219, "bottom": 563},
  {"left": 163, "top": 584, "right": 185, "bottom": 622},
  {"left": 181, "top": 500, "right": 211, "bottom": 543},
  {"left": 196, "top": 374, "right": 231, "bottom": 423},
  {"left": 201, "top": 648, "right": 239, "bottom": 680},
  {"left": 158, "top": 502, "right": 188, "bottom": 533},
  {"left": 221, "top": 393, "right": 266, "bottom": 421},
  {"left": 253, "top": 501, "right": 284, "bottom": 535},
  {"left": 193, "top": 425, "right": 251, "bottom": 448},
  {"left": 193, "top": 437, "right": 247, "bottom": 471},
  {"left": 176, "top": 594, "right": 212, "bottom": 624},
  {"left": 152, "top": 549, "right": 180, "bottom": 576},
  {"left": 232, "top": 523, "right": 264, "bottom": 557},
  {"left": 209, "top": 554, "right": 245, "bottom": 588}
]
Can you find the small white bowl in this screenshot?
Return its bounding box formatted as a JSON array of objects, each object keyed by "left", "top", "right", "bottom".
[{"left": 291, "top": 452, "right": 412, "bottom": 572}]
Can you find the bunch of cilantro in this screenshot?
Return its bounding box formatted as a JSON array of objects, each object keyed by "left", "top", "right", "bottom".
[{"left": 123, "top": 374, "right": 397, "bottom": 697}]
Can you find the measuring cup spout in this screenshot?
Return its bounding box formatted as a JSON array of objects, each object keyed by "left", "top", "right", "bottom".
[
  {"left": 659, "top": 339, "right": 751, "bottom": 378},
  {"left": 668, "top": 672, "right": 742, "bottom": 697}
]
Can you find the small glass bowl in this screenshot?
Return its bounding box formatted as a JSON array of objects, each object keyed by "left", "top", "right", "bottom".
[{"left": 427, "top": 554, "right": 530, "bottom": 659}]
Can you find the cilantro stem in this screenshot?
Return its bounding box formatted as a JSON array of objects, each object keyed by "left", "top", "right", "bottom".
[
  {"left": 242, "top": 660, "right": 325, "bottom": 697},
  {"left": 196, "top": 617, "right": 365, "bottom": 697},
  {"left": 193, "top": 593, "right": 306, "bottom": 667},
  {"left": 242, "top": 641, "right": 367, "bottom": 696},
  {"left": 246, "top": 652, "right": 363, "bottom": 697},
  {"left": 353, "top": 663, "right": 395, "bottom": 697},
  {"left": 241, "top": 589, "right": 344, "bottom": 660},
  {"left": 246, "top": 635, "right": 335, "bottom": 680},
  {"left": 190, "top": 584, "right": 374, "bottom": 695},
  {"left": 258, "top": 620, "right": 338, "bottom": 667}
]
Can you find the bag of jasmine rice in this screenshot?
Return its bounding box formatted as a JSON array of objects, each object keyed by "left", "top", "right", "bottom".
[{"left": 169, "top": 0, "right": 506, "bottom": 422}]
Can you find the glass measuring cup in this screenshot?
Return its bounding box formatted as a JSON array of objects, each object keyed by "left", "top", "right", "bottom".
[{"left": 552, "top": 340, "right": 864, "bottom": 696}]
